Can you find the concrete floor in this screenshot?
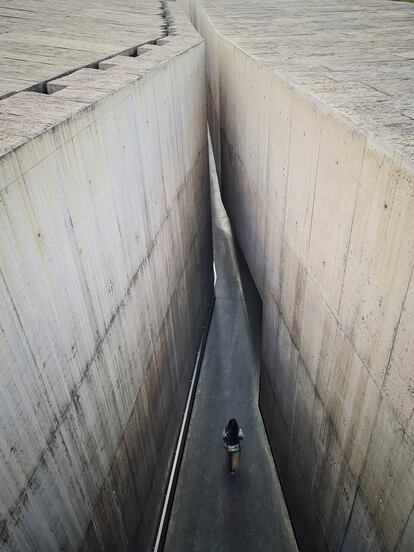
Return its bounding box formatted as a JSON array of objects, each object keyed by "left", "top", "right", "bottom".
[{"left": 164, "top": 144, "right": 298, "bottom": 552}]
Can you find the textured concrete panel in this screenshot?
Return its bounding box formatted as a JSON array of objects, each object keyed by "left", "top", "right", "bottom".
[
  {"left": 0, "top": 0, "right": 167, "bottom": 99},
  {"left": 180, "top": 0, "right": 414, "bottom": 549},
  {"left": 0, "top": 4, "right": 213, "bottom": 550}
]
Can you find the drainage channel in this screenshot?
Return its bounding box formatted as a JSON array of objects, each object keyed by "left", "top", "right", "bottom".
[{"left": 153, "top": 289, "right": 215, "bottom": 552}]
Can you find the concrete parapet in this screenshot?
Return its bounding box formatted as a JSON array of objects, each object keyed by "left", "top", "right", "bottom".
[
  {"left": 0, "top": 3, "right": 213, "bottom": 550},
  {"left": 180, "top": 0, "right": 414, "bottom": 549}
]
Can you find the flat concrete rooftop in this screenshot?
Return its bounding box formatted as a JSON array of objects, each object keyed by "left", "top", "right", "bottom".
[
  {"left": 199, "top": 0, "right": 414, "bottom": 161},
  {"left": 0, "top": 0, "right": 166, "bottom": 99}
]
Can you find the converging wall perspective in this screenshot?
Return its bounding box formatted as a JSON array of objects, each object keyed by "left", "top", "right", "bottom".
[{"left": 1, "top": 0, "right": 414, "bottom": 551}]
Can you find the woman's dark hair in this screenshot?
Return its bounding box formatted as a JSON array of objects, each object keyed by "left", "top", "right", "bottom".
[{"left": 226, "top": 418, "right": 239, "bottom": 445}]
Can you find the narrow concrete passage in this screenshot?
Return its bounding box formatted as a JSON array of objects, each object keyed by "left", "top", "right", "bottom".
[{"left": 164, "top": 141, "right": 298, "bottom": 551}]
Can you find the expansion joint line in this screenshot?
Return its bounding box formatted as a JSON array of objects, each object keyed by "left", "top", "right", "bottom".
[{"left": 153, "top": 290, "right": 215, "bottom": 552}]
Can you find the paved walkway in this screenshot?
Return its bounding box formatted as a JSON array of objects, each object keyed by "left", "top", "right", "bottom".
[{"left": 164, "top": 144, "right": 297, "bottom": 551}]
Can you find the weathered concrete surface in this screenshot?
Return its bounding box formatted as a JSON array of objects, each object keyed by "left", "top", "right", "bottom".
[
  {"left": 0, "top": 0, "right": 167, "bottom": 99},
  {"left": 164, "top": 140, "right": 297, "bottom": 552},
  {"left": 178, "top": 0, "right": 414, "bottom": 550},
  {"left": 0, "top": 3, "right": 213, "bottom": 551}
]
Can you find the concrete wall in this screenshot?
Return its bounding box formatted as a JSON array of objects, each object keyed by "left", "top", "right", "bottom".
[
  {"left": 0, "top": 5, "right": 213, "bottom": 551},
  {"left": 181, "top": 1, "right": 414, "bottom": 550}
]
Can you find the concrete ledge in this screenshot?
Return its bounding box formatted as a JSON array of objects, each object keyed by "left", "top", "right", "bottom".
[
  {"left": 0, "top": 2, "right": 202, "bottom": 162},
  {"left": 0, "top": 0, "right": 169, "bottom": 100}
]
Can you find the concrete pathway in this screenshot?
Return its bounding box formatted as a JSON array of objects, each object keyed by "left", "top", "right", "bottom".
[{"left": 164, "top": 144, "right": 298, "bottom": 551}]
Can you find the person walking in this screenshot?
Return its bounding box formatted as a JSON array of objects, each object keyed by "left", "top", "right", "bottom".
[{"left": 222, "top": 418, "right": 244, "bottom": 475}]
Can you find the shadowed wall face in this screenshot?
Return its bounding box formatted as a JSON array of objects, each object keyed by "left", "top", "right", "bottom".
[
  {"left": 180, "top": 0, "right": 414, "bottom": 550},
  {"left": 0, "top": 22, "right": 213, "bottom": 551}
]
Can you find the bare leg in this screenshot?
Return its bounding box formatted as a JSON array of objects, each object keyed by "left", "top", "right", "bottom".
[{"left": 230, "top": 452, "right": 241, "bottom": 473}]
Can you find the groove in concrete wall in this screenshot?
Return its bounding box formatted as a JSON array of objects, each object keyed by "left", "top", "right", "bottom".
[{"left": 153, "top": 285, "right": 215, "bottom": 552}]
